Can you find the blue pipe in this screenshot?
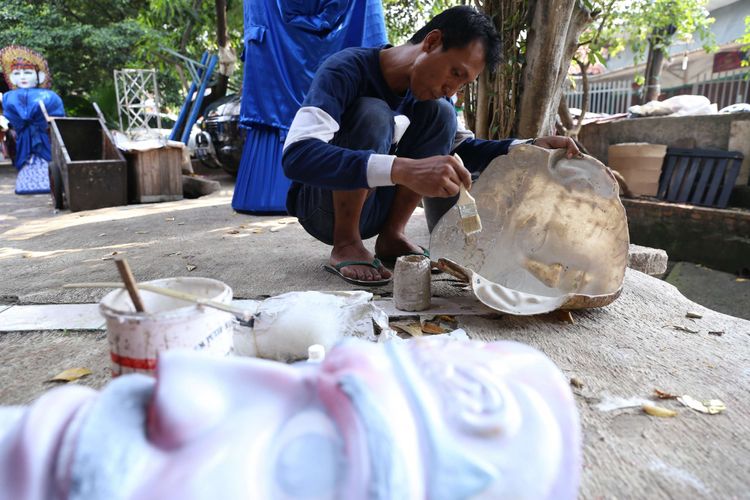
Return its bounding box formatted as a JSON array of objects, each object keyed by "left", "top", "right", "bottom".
[
  {"left": 180, "top": 54, "right": 218, "bottom": 144},
  {"left": 169, "top": 51, "right": 209, "bottom": 142}
]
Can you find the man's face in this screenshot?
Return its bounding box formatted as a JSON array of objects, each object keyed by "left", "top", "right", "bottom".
[
  {"left": 411, "top": 30, "right": 486, "bottom": 101},
  {"left": 10, "top": 68, "right": 39, "bottom": 89}
]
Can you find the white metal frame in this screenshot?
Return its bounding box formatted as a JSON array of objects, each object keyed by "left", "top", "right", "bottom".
[{"left": 114, "top": 69, "right": 162, "bottom": 136}]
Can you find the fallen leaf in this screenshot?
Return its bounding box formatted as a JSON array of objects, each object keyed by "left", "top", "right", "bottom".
[
  {"left": 685, "top": 311, "right": 703, "bottom": 319},
  {"left": 421, "top": 321, "right": 447, "bottom": 334},
  {"left": 250, "top": 228, "right": 264, "bottom": 234},
  {"left": 49, "top": 367, "right": 92, "bottom": 383},
  {"left": 186, "top": 264, "right": 197, "bottom": 272},
  {"left": 642, "top": 403, "right": 677, "bottom": 418},
  {"left": 570, "top": 377, "right": 584, "bottom": 389},
  {"left": 654, "top": 389, "right": 678, "bottom": 400},
  {"left": 177, "top": 222, "right": 185, "bottom": 226},
  {"left": 135, "top": 231, "right": 149, "bottom": 235},
  {"left": 672, "top": 325, "right": 699, "bottom": 334},
  {"left": 98, "top": 233, "right": 107, "bottom": 237},
  {"left": 708, "top": 330, "right": 725, "bottom": 337},
  {"left": 677, "top": 395, "right": 726, "bottom": 415},
  {"left": 227, "top": 229, "right": 240, "bottom": 235},
  {"left": 390, "top": 321, "right": 423, "bottom": 337}
]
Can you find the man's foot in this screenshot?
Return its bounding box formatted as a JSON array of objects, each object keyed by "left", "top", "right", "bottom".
[
  {"left": 374, "top": 232, "right": 425, "bottom": 262},
  {"left": 330, "top": 243, "right": 392, "bottom": 283}
]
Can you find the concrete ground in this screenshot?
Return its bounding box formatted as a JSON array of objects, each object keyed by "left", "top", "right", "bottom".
[{"left": 1, "top": 163, "right": 749, "bottom": 498}]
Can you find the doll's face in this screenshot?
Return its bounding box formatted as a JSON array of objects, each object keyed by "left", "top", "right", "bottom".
[{"left": 9, "top": 68, "right": 42, "bottom": 88}]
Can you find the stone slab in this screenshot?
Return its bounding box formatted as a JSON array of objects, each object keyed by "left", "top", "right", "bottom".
[
  {"left": 728, "top": 120, "right": 750, "bottom": 186},
  {"left": 627, "top": 243, "right": 668, "bottom": 276}
]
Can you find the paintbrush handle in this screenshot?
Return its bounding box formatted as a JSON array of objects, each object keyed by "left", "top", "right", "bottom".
[{"left": 458, "top": 184, "right": 475, "bottom": 204}]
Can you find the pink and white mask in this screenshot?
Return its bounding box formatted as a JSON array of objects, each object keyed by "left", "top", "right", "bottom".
[{"left": 0, "top": 338, "right": 581, "bottom": 499}]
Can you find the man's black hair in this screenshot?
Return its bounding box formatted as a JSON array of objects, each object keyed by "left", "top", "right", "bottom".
[{"left": 409, "top": 6, "right": 502, "bottom": 70}]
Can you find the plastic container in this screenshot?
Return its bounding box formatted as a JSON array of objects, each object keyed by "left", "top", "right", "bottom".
[
  {"left": 393, "top": 255, "right": 432, "bottom": 311},
  {"left": 608, "top": 143, "right": 668, "bottom": 196},
  {"left": 100, "top": 277, "right": 235, "bottom": 376}
]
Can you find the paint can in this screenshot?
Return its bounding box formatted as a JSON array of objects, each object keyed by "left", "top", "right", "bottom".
[
  {"left": 393, "top": 255, "right": 431, "bottom": 312},
  {"left": 100, "top": 277, "right": 234, "bottom": 376}
]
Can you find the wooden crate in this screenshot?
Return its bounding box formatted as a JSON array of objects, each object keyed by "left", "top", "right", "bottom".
[
  {"left": 126, "top": 146, "right": 184, "bottom": 203},
  {"left": 50, "top": 117, "right": 128, "bottom": 212}
]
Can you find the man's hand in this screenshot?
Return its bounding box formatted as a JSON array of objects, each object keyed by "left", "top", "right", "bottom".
[
  {"left": 533, "top": 136, "right": 581, "bottom": 159},
  {"left": 390, "top": 155, "right": 472, "bottom": 197}
]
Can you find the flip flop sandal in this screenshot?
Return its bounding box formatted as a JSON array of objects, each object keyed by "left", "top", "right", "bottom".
[{"left": 323, "top": 258, "right": 392, "bottom": 287}]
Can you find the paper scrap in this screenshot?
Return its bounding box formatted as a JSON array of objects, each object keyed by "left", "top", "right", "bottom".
[{"left": 677, "top": 395, "right": 726, "bottom": 415}]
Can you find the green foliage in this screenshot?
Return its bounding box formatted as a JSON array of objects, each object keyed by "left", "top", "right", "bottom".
[
  {"left": 740, "top": 16, "right": 750, "bottom": 67},
  {"left": 621, "top": 0, "right": 716, "bottom": 65},
  {"left": 382, "top": 0, "right": 459, "bottom": 44},
  {"left": 0, "top": 0, "right": 244, "bottom": 116}
]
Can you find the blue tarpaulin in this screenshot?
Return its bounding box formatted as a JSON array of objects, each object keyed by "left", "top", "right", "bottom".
[{"left": 233, "top": 0, "right": 387, "bottom": 213}]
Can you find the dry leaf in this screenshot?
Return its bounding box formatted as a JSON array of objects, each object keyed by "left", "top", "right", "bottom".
[
  {"left": 227, "top": 229, "right": 240, "bottom": 235},
  {"left": 708, "top": 330, "right": 725, "bottom": 337},
  {"left": 186, "top": 264, "right": 197, "bottom": 272},
  {"left": 250, "top": 228, "right": 264, "bottom": 234},
  {"left": 642, "top": 403, "right": 677, "bottom": 418},
  {"left": 177, "top": 222, "right": 185, "bottom": 226},
  {"left": 570, "top": 377, "right": 584, "bottom": 389},
  {"left": 98, "top": 233, "right": 107, "bottom": 237},
  {"left": 421, "top": 321, "right": 447, "bottom": 334},
  {"left": 685, "top": 311, "right": 703, "bottom": 319},
  {"left": 49, "top": 367, "right": 92, "bottom": 383},
  {"left": 677, "top": 395, "right": 726, "bottom": 415},
  {"left": 390, "top": 321, "right": 423, "bottom": 337},
  {"left": 654, "top": 389, "right": 678, "bottom": 400},
  {"left": 135, "top": 231, "right": 149, "bottom": 235}
]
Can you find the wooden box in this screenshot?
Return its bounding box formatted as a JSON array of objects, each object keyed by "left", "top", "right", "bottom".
[
  {"left": 50, "top": 116, "right": 128, "bottom": 212},
  {"left": 126, "top": 146, "right": 184, "bottom": 203}
]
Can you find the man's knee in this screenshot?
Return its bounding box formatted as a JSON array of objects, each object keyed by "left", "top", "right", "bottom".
[
  {"left": 413, "top": 98, "right": 457, "bottom": 142},
  {"left": 336, "top": 97, "right": 394, "bottom": 152}
]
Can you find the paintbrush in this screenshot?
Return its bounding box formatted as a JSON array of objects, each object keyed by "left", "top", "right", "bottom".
[{"left": 453, "top": 154, "right": 482, "bottom": 235}]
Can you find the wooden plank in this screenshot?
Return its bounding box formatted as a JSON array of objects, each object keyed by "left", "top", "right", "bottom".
[
  {"left": 666, "top": 156, "right": 689, "bottom": 202},
  {"left": 677, "top": 158, "right": 701, "bottom": 203},
  {"left": 704, "top": 158, "right": 729, "bottom": 206},
  {"left": 716, "top": 158, "right": 742, "bottom": 208},
  {"left": 657, "top": 155, "right": 678, "bottom": 199},
  {"left": 691, "top": 158, "right": 714, "bottom": 204}
]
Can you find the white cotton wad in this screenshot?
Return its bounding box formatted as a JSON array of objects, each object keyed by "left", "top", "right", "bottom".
[{"left": 233, "top": 291, "right": 386, "bottom": 362}]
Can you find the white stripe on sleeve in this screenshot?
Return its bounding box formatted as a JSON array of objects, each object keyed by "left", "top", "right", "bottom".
[
  {"left": 366, "top": 154, "right": 396, "bottom": 187},
  {"left": 283, "top": 106, "right": 340, "bottom": 151}
]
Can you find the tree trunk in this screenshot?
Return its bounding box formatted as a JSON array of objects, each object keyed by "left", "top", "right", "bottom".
[
  {"left": 475, "top": 71, "right": 490, "bottom": 139},
  {"left": 212, "top": 0, "right": 230, "bottom": 100},
  {"left": 642, "top": 25, "right": 676, "bottom": 104},
  {"left": 517, "top": 0, "right": 593, "bottom": 137}
]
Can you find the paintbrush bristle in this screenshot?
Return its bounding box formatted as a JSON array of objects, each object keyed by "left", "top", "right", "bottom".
[
  {"left": 457, "top": 182, "right": 482, "bottom": 235},
  {"left": 460, "top": 211, "right": 482, "bottom": 235}
]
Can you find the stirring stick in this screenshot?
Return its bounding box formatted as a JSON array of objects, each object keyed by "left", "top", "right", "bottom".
[
  {"left": 64, "top": 282, "right": 256, "bottom": 322},
  {"left": 114, "top": 258, "right": 145, "bottom": 312}
]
